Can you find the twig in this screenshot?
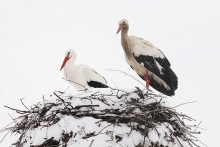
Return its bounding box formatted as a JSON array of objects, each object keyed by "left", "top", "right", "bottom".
[
  {"left": 8, "top": 113, "right": 18, "bottom": 127},
  {"left": 195, "top": 121, "right": 202, "bottom": 132},
  {"left": 143, "top": 112, "right": 147, "bottom": 146},
  {"left": 56, "top": 86, "right": 70, "bottom": 96},
  {"left": 62, "top": 77, "right": 88, "bottom": 90},
  {"left": 83, "top": 124, "right": 112, "bottom": 139},
  {"left": 104, "top": 69, "right": 145, "bottom": 88},
  {"left": 198, "top": 140, "right": 208, "bottom": 147},
  {"left": 4, "top": 105, "right": 29, "bottom": 114},
  {"left": 89, "top": 139, "right": 94, "bottom": 147},
  {"left": 0, "top": 131, "right": 10, "bottom": 143},
  {"left": 75, "top": 105, "right": 99, "bottom": 109},
  {"left": 171, "top": 101, "right": 197, "bottom": 108},
  {"left": 20, "top": 98, "right": 30, "bottom": 111}
]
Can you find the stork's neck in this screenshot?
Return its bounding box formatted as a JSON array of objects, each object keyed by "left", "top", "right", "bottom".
[
  {"left": 64, "top": 57, "right": 76, "bottom": 69},
  {"left": 63, "top": 58, "right": 77, "bottom": 79},
  {"left": 121, "top": 28, "right": 132, "bottom": 59}
]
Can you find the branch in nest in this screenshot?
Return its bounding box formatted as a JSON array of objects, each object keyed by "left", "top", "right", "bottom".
[
  {"left": 4, "top": 105, "right": 30, "bottom": 114},
  {"left": 62, "top": 77, "right": 88, "bottom": 90},
  {"left": 104, "top": 69, "right": 145, "bottom": 88}
]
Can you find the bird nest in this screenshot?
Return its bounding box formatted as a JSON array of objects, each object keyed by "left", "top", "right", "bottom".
[{"left": 1, "top": 87, "right": 201, "bottom": 147}]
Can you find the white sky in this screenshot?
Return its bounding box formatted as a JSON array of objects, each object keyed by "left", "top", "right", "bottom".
[{"left": 0, "top": 0, "right": 220, "bottom": 146}]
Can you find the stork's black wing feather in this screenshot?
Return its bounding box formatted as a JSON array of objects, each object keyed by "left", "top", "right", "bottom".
[
  {"left": 133, "top": 53, "right": 161, "bottom": 76},
  {"left": 133, "top": 53, "right": 178, "bottom": 92},
  {"left": 157, "top": 48, "right": 171, "bottom": 66},
  {"left": 155, "top": 49, "right": 178, "bottom": 90},
  {"left": 155, "top": 57, "right": 178, "bottom": 90},
  {"left": 87, "top": 81, "right": 108, "bottom": 88}
]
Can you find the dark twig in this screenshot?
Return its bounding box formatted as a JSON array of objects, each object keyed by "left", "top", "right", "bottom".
[
  {"left": 104, "top": 69, "right": 145, "bottom": 88},
  {"left": 62, "top": 77, "right": 88, "bottom": 90},
  {"left": 171, "top": 101, "right": 197, "bottom": 109},
  {"left": 195, "top": 121, "right": 202, "bottom": 132},
  {"left": 0, "top": 131, "right": 10, "bottom": 143},
  {"left": 20, "top": 98, "right": 30, "bottom": 111},
  {"left": 89, "top": 139, "right": 94, "bottom": 147}
]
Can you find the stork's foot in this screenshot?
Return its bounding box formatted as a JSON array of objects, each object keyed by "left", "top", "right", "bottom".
[
  {"left": 146, "top": 88, "right": 153, "bottom": 93},
  {"left": 144, "top": 71, "right": 150, "bottom": 90},
  {"left": 78, "top": 88, "right": 89, "bottom": 92},
  {"left": 146, "top": 79, "right": 150, "bottom": 89}
]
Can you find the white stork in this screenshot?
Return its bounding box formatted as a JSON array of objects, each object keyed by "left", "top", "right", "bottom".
[
  {"left": 116, "top": 19, "right": 178, "bottom": 96},
  {"left": 60, "top": 49, "right": 108, "bottom": 89}
]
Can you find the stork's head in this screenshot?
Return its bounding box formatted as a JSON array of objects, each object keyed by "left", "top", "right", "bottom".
[
  {"left": 60, "top": 49, "right": 77, "bottom": 71},
  {"left": 116, "top": 19, "right": 129, "bottom": 34}
]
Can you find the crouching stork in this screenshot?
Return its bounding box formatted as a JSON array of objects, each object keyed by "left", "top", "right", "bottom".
[{"left": 60, "top": 49, "right": 108, "bottom": 89}]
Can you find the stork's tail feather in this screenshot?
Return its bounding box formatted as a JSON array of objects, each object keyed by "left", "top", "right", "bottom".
[
  {"left": 150, "top": 79, "right": 175, "bottom": 96},
  {"left": 138, "top": 74, "right": 176, "bottom": 96},
  {"left": 168, "top": 68, "right": 178, "bottom": 91}
]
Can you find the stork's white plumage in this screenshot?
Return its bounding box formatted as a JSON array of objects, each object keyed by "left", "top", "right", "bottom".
[
  {"left": 116, "top": 19, "right": 178, "bottom": 96},
  {"left": 60, "top": 49, "right": 108, "bottom": 89}
]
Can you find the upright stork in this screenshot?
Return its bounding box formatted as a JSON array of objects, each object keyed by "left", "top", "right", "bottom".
[
  {"left": 116, "top": 19, "right": 178, "bottom": 96},
  {"left": 60, "top": 49, "right": 108, "bottom": 89}
]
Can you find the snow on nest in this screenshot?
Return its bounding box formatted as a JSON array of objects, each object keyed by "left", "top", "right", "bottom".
[{"left": 4, "top": 87, "right": 199, "bottom": 147}]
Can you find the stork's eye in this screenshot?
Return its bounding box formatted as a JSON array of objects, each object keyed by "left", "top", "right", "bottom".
[
  {"left": 123, "top": 21, "right": 125, "bottom": 24},
  {"left": 68, "top": 52, "right": 70, "bottom": 55}
]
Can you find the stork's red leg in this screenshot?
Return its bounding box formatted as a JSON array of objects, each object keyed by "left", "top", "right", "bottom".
[{"left": 144, "top": 71, "right": 150, "bottom": 89}]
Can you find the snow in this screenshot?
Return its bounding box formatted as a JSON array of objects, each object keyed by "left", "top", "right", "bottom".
[{"left": 8, "top": 87, "right": 193, "bottom": 147}]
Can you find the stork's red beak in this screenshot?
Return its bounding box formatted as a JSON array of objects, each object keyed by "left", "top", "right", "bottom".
[
  {"left": 60, "top": 57, "right": 69, "bottom": 71},
  {"left": 116, "top": 24, "right": 124, "bottom": 34}
]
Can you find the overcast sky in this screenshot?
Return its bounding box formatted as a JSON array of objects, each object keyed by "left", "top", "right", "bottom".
[{"left": 0, "top": 0, "right": 220, "bottom": 146}]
